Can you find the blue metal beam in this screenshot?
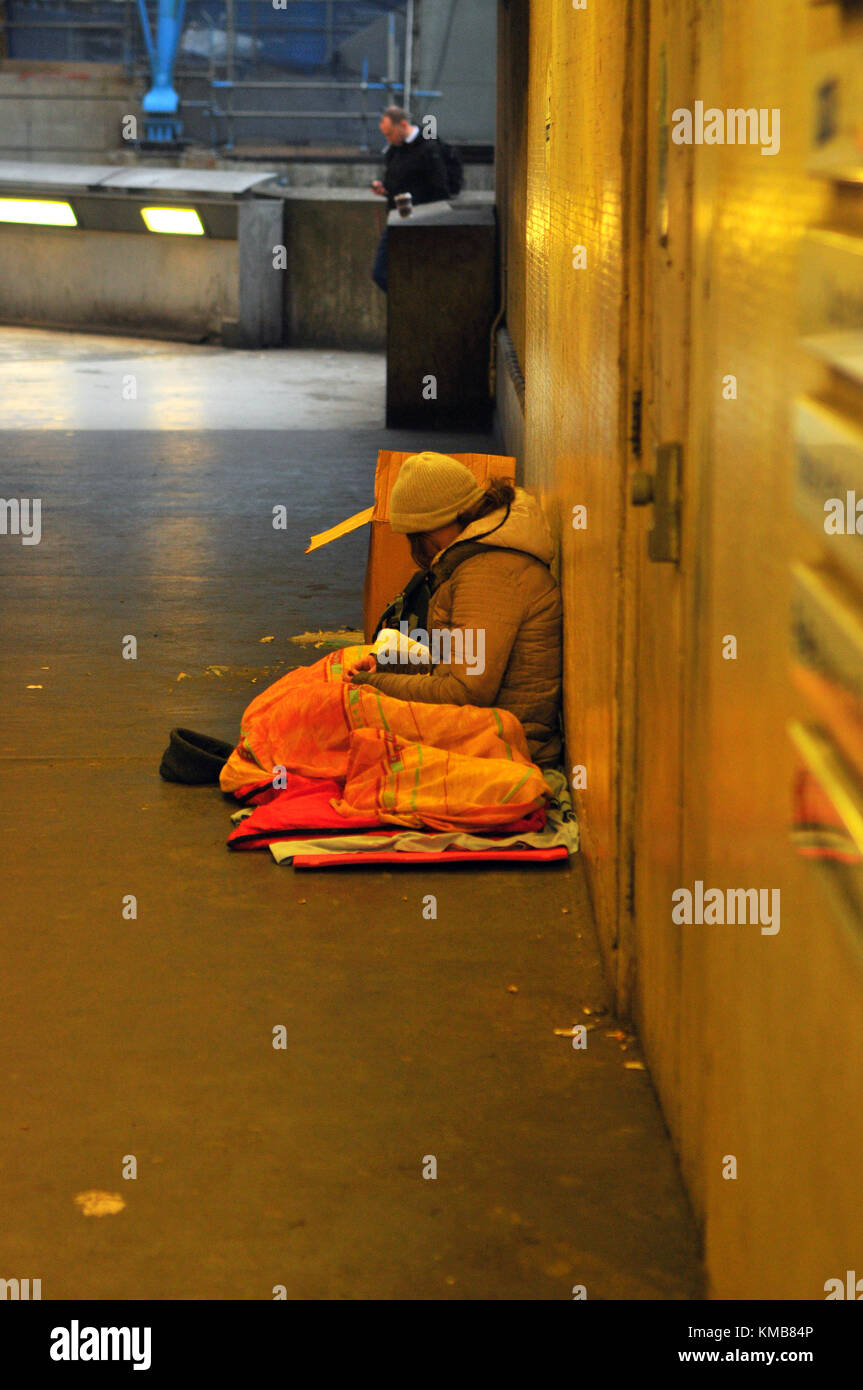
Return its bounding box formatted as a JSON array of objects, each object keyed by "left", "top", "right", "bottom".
[{"left": 138, "top": 0, "right": 186, "bottom": 143}]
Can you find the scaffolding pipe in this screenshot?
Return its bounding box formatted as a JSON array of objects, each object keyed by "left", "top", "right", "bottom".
[
  {"left": 225, "top": 0, "right": 235, "bottom": 148},
  {"left": 403, "top": 0, "right": 415, "bottom": 113},
  {"left": 210, "top": 81, "right": 442, "bottom": 94},
  {"left": 210, "top": 109, "right": 389, "bottom": 120},
  {"left": 0, "top": 18, "right": 126, "bottom": 27},
  {"left": 211, "top": 80, "right": 383, "bottom": 90},
  {"left": 386, "top": 11, "right": 396, "bottom": 104}
]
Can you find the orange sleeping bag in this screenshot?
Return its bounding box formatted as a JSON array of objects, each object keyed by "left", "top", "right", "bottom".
[{"left": 220, "top": 647, "right": 550, "bottom": 833}]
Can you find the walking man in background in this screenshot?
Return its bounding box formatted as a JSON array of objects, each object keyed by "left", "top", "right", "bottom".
[{"left": 370, "top": 105, "right": 451, "bottom": 292}]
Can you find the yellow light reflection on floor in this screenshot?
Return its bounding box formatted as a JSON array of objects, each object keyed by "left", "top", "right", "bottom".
[
  {"left": 0, "top": 198, "right": 77, "bottom": 227},
  {"left": 140, "top": 206, "right": 205, "bottom": 236}
]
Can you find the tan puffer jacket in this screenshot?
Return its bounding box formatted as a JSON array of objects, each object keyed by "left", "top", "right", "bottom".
[{"left": 357, "top": 488, "right": 562, "bottom": 765}]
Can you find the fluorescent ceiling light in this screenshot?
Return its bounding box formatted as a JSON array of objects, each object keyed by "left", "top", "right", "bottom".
[
  {"left": 0, "top": 198, "right": 77, "bottom": 227},
  {"left": 140, "top": 206, "right": 205, "bottom": 235}
]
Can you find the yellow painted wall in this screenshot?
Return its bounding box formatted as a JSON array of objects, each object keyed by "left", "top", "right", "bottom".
[
  {"left": 681, "top": 0, "right": 863, "bottom": 1300},
  {"left": 521, "top": 0, "right": 633, "bottom": 964},
  {"left": 499, "top": 0, "right": 863, "bottom": 1297}
]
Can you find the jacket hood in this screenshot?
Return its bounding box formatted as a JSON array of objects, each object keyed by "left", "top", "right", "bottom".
[{"left": 441, "top": 487, "right": 555, "bottom": 566}]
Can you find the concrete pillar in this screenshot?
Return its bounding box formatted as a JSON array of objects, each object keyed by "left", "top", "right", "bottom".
[{"left": 236, "top": 199, "right": 284, "bottom": 348}]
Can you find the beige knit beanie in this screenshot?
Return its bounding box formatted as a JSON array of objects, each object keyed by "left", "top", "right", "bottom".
[{"left": 388, "top": 452, "right": 487, "bottom": 534}]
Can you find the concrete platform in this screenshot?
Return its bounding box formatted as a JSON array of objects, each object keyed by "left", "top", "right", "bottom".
[
  {"left": 0, "top": 333, "right": 703, "bottom": 1300},
  {"left": 0, "top": 327, "right": 385, "bottom": 430}
]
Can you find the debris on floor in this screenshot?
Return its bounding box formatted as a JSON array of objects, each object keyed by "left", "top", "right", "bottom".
[
  {"left": 289, "top": 628, "right": 366, "bottom": 649},
  {"left": 174, "top": 663, "right": 287, "bottom": 687},
  {"left": 74, "top": 1191, "right": 126, "bottom": 1217}
]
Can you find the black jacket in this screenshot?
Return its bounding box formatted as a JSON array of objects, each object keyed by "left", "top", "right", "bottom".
[{"left": 382, "top": 134, "right": 450, "bottom": 209}]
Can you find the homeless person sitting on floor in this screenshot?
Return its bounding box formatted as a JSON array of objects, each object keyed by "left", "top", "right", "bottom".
[
  {"left": 345, "top": 452, "right": 562, "bottom": 768},
  {"left": 212, "top": 452, "right": 564, "bottom": 836}
]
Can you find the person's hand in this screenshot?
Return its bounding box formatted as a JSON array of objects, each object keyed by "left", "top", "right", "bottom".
[
  {"left": 371, "top": 180, "right": 386, "bottom": 196},
  {"left": 346, "top": 652, "right": 377, "bottom": 679}
]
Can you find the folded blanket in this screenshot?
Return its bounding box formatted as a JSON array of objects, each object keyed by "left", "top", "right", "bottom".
[
  {"left": 266, "top": 769, "right": 579, "bottom": 866},
  {"left": 220, "top": 646, "right": 550, "bottom": 834}
]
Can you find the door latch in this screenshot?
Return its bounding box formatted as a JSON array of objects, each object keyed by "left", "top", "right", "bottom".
[{"left": 630, "top": 442, "right": 681, "bottom": 564}]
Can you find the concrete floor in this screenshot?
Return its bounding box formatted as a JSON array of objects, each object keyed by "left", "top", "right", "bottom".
[
  {"left": 0, "top": 328, "right": 385, "bottom": 430},
  {"left": 0, "top": 328, "right": 703, "bottom": 1299}
]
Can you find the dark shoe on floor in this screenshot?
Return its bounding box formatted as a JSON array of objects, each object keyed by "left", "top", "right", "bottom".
[{"left": 159, "top": 728, "right": 234, "bottom": 785}]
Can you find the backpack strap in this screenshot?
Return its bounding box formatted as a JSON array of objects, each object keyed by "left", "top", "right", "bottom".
[
  {"left": 429, "top": 538, "right": 498, "bottom": 588},
  {"left": 372, "top": 567, "right": 434, "bottom": 638}
]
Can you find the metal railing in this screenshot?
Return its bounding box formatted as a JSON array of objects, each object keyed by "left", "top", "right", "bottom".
[
  {"left": 206, "top": 68, "right": 440, "bottom": 150},
  {"left": 0, "top": 0, "right": 439, "bottom": 150},
  {"left": 0, "top": 0, "right": 140, "bottom": 71}
]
